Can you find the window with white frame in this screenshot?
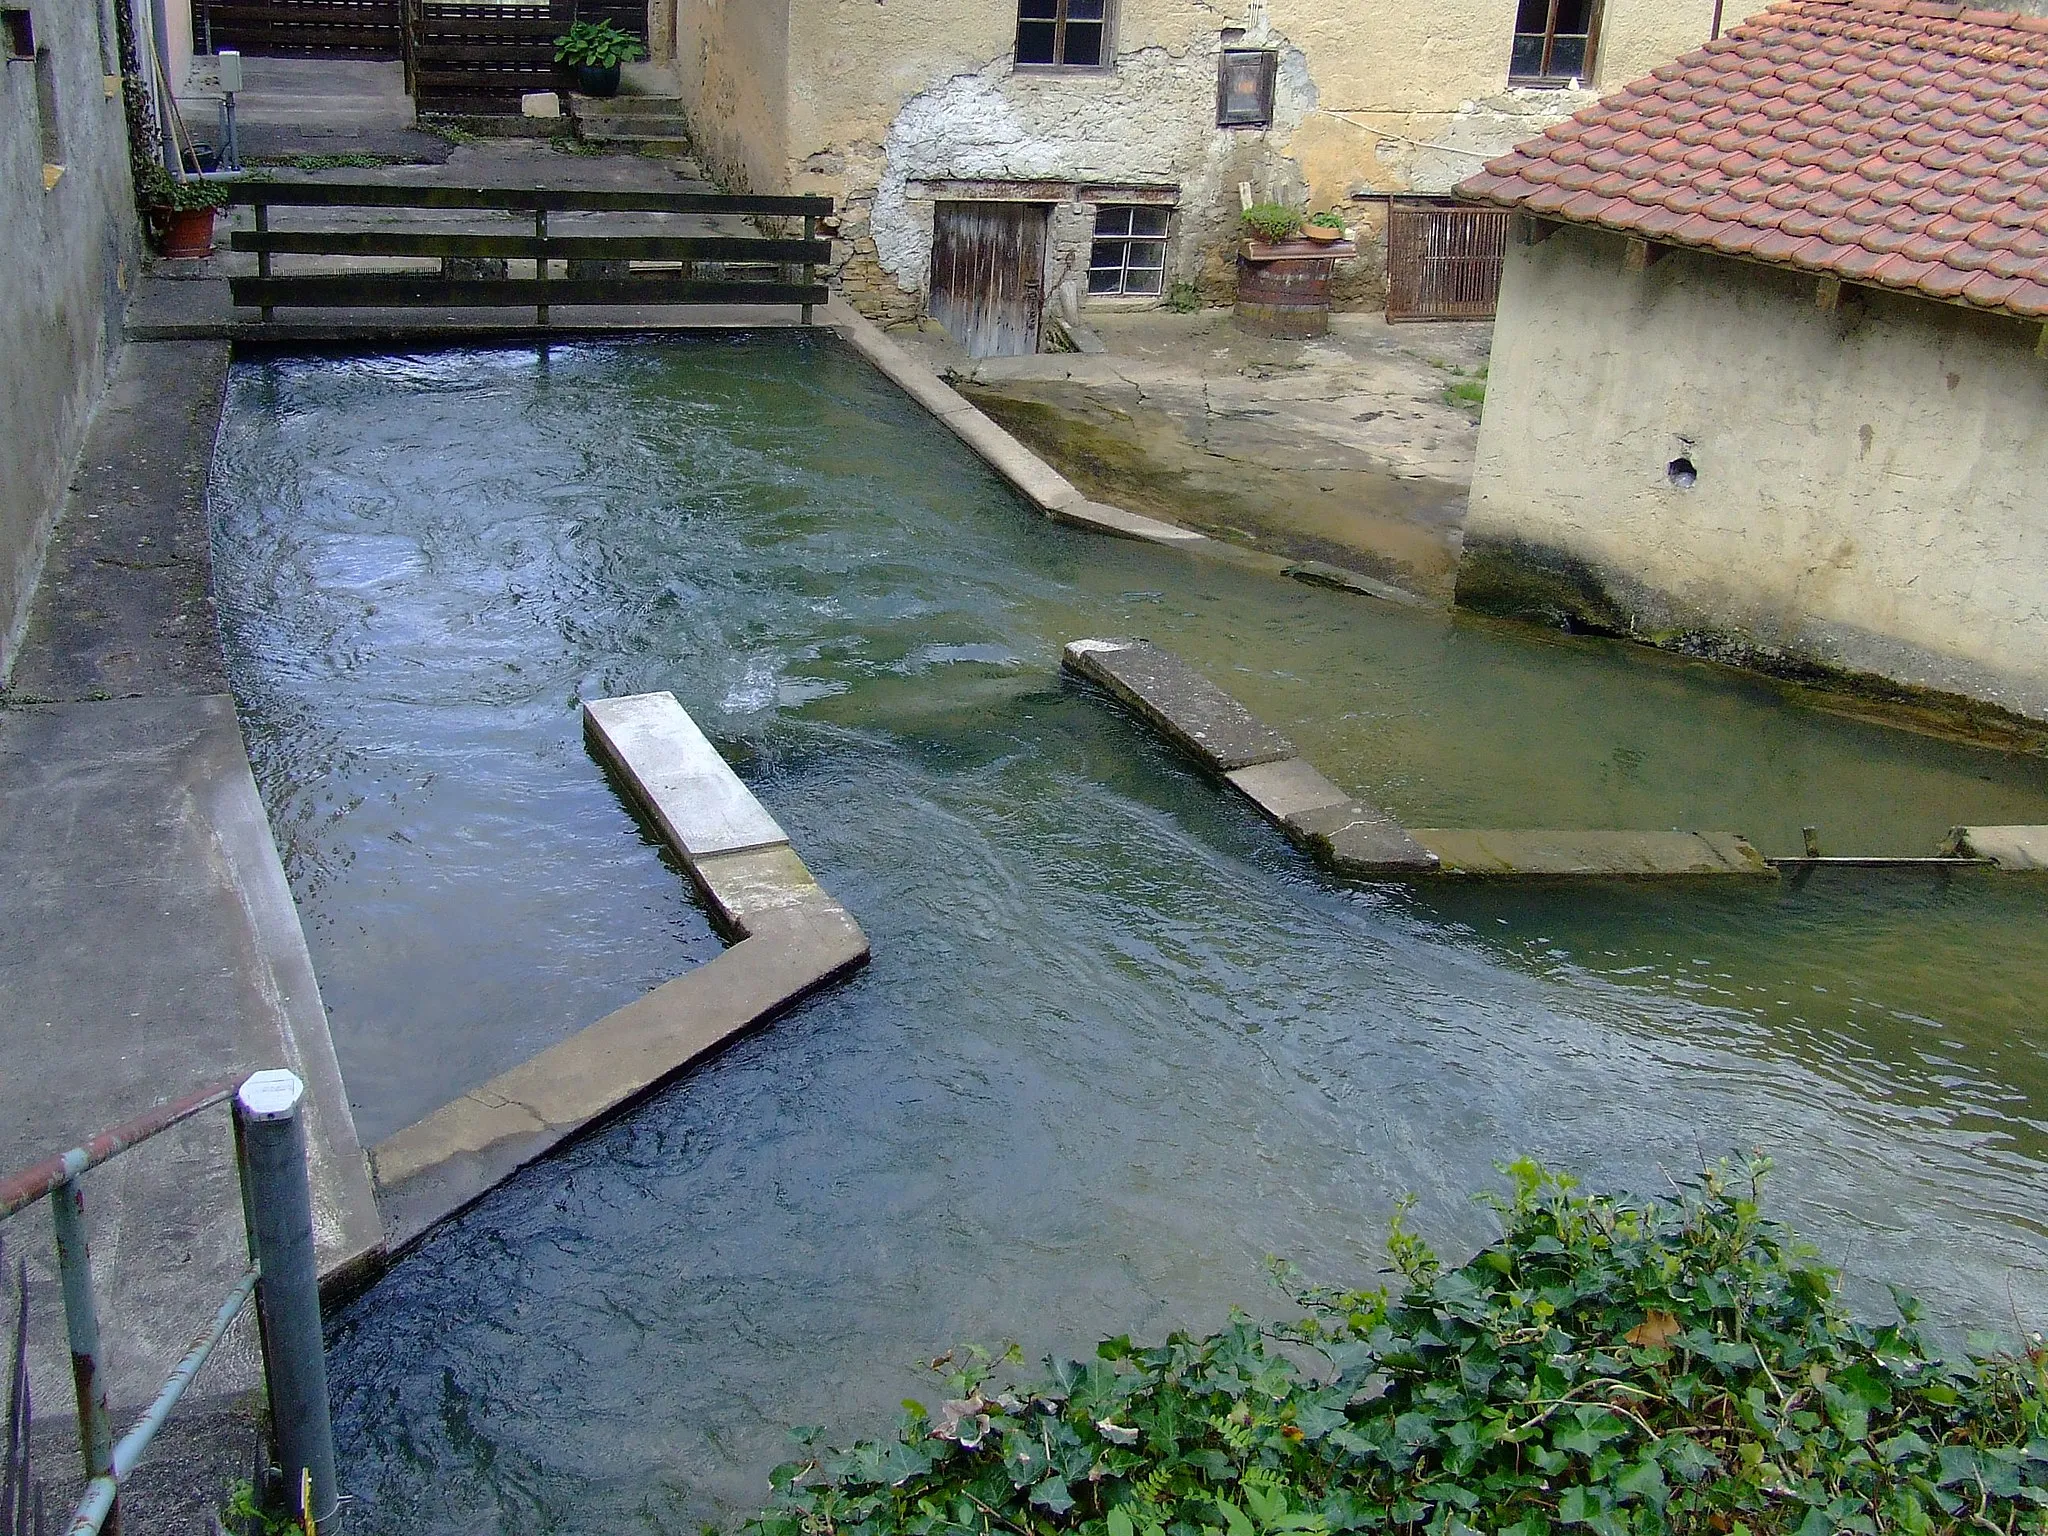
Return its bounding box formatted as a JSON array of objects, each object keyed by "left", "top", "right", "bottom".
[{"left": 1088, "top": 205, "right": 1169, "bottom": 296}]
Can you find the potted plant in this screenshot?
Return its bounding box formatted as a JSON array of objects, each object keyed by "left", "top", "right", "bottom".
[
  {"left": 554, "top": 19, "right": 644, "bottom": 98},
  {"left": 136, "top": 162, "right": 232, "bottom": 258},
  {"left": 1241, "top": 202, "right": 1302, "bottom": 246},
  {"left": 1302, "top": 210, "right": 1347, "bottom": 243}
]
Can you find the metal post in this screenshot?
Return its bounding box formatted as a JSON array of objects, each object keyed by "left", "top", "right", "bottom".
[
  {"left": 51, "top": 1178, "right": 117, "bottom": 1535},
  {"left": 535, "top": 206, "right": 549, "bottom": 327},
  {"left": 233, "top": 1072, "right": 337, "bottom": 1529},
  {"left": 802, "top": 213, "right": 816, "bottom": 326}
]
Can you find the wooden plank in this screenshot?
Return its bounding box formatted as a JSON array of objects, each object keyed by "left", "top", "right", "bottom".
[
  {"left": 231, "top": 230, "right": 831, "bottom": 262},
  {"left": 226, "top": 182, "right": 833, "bottom": 216},
  {"left": 229, "top": 274, "right": 830, "bottom": 308},
  {"left": 582, "top": 694, "right": 788, "bottom": 860}
]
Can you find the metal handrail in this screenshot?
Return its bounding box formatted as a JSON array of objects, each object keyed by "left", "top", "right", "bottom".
[{"left": 0, "top": 1073, "right": 337, "bottom": 1536}]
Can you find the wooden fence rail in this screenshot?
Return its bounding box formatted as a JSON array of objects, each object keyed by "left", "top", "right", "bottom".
[{"left": 222, "top": 182, "right": 834, "bottom": 325}]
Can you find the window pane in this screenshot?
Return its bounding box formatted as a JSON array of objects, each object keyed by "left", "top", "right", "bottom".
[
  {"left": 1095, "top": 207, "right": 1133, "bottom": 236},
  {"left": 1088, "top": 268, "right": 1123, "bottom": 294},
  {"left": 1127, "top": 242, "right": 1165, "bottom": 270},
  {"left": 1065, "top": 0, "right": 1104, "bottom": 17},
  {"left": 1549, "top": 34, "right": 1587, "bottom": 77},
  {"left": 1016, "top": 18, "right": 1057, "bottom": 62},
  {"left": 1090, "top": 239, "right": 1127, "bottom": 267},
  {"left": 1132, "top": 207, "right": 1169, "bottom": 236},
  {"left": 1124, "top": 267, "right": 1163, "bottom": 294},
  {"left": 1509, "top": 32, "right": 1546, "bottom": 76},
  {"left": 1553, "top": 0, "right": 1592, "bottom": 31},
  {"left": 1018, "top": 0, "right": 1057, "bottom": 15},
  {"left": 1062, "top": 20, "right": 1103, "bottom": 65},
  {"left": 1514, "top": 0, "right": 1551, "bottom": 28}
]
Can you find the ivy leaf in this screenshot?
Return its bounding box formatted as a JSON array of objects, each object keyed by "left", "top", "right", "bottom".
[{"left": 1028, "top": 1476, "right": 1074, "bottom": 1514}]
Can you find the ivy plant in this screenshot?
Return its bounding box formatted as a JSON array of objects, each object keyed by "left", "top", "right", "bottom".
[{"left": 746, "top": 1161, "right": 2048, "bottom": 1536}]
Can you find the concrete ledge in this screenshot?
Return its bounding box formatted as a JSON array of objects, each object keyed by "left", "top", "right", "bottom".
[
  {"left": 368, "top": 692, "right": 869, "bottom": 1249},
  {"left": 829, "top": 304, "right": 1213, "bottom": 550},
  {"left": 1063, "top": 639, "right": 1295, "bottom": 772},
  {"left": 1954, "top": 825, "right": 2048, "bottom": 871},
  {"left": 1409, "top": 828, "right": 1774, "bottom": 878}
]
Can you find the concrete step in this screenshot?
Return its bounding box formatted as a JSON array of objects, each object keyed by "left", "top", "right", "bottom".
[
  {"left": 576, "top": 119, "right": 691, "bottom": 139},
  {"left": 569, "top": 92, "right": 687, "bottom": 115}
]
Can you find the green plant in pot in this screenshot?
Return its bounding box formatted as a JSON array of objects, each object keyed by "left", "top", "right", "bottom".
[
  {"left": 1303, "top": 208, "right": 1347, "bottom": 243},
  {"left": 136, "top": 161, "right": 232, "bottom": 259},
  {"left": 1241, "top": 202, "right": 1302, "bottom": 245},
  {"left": 554, "top": 20, "right": 644, "bottom": 98}
]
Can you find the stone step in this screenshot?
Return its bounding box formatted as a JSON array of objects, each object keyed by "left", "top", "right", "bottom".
[
  {"left": 577, "top": 120, "right": 691, "bottom": 140},
  {"left": 569, "top": 92, "right": 687, "bottom": 115}
]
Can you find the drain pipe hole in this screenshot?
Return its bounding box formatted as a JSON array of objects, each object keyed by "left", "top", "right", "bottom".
[{"left": 1667, "top": 456, "right": 1698, "bottom": 489}]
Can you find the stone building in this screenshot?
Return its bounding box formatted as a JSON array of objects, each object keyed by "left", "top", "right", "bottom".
[
  {"left": 653, "top": 0, "right": 1745, "bottom": 349},
  {"left": 1459, "top": 0, "right": 2048, "bottom": 723},
  {"left": 1, "top": 0, "right": 139, "bottom": 676}
]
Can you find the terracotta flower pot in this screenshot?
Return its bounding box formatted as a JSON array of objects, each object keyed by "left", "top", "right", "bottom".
[
  {"left": 1302, "top": 223, "right": 1343, "bottom": 243},
  {"left": 157, "top": 206, "right": 216, "bottom": 259}
]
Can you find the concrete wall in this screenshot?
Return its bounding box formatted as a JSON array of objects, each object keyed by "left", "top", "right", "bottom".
[
  {"left": 669, "top": 0, "right": 787, "bottom": 194},
  {"left": 1463, "top": 223, "right": 2048, "bottom": 721},
  {"left": 0, "top": 0, "right": 138, "bottom": 679},
  {"left": 663, "top": 0, "right": 1763, "bottom": 323}
]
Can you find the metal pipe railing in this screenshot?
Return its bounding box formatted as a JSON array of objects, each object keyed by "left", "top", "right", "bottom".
[{"left": 0, "top": 1072, "right": 337, "bottom": 1535}]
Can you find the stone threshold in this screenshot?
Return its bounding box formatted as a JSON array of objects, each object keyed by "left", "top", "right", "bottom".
[
  {"left": 1062, "top": 638, "right": 1789, "bottom": 880},
  {"left": 368, "top": 692, "right": 870, "bottom": 1252}
]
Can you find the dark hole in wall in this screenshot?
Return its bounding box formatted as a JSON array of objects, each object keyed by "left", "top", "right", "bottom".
[
  {"left": 1667, "top": 456, "right": 1697, "bottom": 489},
  {"left": 3, "top": 9, "right": 33, "bottom": 57}
]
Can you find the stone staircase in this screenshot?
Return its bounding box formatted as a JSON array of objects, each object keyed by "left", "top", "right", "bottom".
[{"left": 567, "top": 91, "right": 694, "bottom": 159}]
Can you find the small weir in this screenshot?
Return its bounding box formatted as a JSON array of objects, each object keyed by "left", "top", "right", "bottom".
[{"left": 206, "top": 336, "right": 2048, "bottom": 1534}]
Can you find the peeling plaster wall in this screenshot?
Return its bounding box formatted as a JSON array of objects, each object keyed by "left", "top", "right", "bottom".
[
  {"left": 1, "top": 0, "right": 138, "bottom": 680},
  {"left": 672, "top": 0, "right": 1779, "bottom": 324},
  {"left": 1464, "top": 225, "right": 2048, "bottom": 721}
]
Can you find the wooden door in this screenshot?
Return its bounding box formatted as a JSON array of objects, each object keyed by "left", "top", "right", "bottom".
[
  {"left": 1386, "top": 200, "right": 1511, "bottom": 321},
  {"left": 929, "top": 201, "right": 1047, "bottom": 358}
]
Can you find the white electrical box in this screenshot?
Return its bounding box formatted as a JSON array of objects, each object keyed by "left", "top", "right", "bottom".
[{"left": 217, "top": 48, "right": 242, "bottom": 92}]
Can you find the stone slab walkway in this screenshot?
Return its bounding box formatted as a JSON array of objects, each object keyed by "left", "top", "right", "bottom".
[{"left": 369, "top": 694, "right": 870, "bottom": 1251}]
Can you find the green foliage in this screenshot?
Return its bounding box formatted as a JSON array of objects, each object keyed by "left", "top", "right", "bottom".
[
  {"left": 1307, "top": 211, "right": 1347, "bottom": 232},
  {"left": 1165, "top": 281, "right": 1202, "bottom": 314},
  {"left": 1241, "top": 204, "right": 1302, "bottom": 243},
  {"left": 135, "top": 162, "right": 232, "bottom": 210},
  {"left": 221, "top": 1479, "right": 299, "bottom": 1535},
  {"left": 250, "top": 151, "right": 394, "bottom": 170},
  {"left": 745, "top": 1161, "right": 2048, "bottom": 1536},
  {"left": 553, "top": 19, "right": 645, "bottom": 68},
  {"left": 1442, "top": 366, "right": 1487, "bottom": 412}
]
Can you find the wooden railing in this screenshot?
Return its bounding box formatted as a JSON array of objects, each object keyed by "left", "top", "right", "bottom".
[{"left": 222, "top": 182, "right": 834, "bottom": 324}]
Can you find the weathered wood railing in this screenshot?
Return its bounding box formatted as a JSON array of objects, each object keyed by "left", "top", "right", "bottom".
[{"left": 223, "top": 183, "right": 834, "bottom": 324}]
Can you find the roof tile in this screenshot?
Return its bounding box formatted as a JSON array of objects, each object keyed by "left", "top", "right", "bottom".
[{"left": 1456, "top": 0, "right": 2048, "bottom": 321}]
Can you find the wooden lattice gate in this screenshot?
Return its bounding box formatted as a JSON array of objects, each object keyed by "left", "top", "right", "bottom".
[{"left": 1385, "top": 200, "right": 1510, "bottom": 322}]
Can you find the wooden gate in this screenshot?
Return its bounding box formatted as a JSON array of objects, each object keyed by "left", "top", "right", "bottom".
[
  {"left": 1386, "top": 200, "right": 1510, "bottom": 322},
  {"left": 929, "top": 201, "right": 1047, "bottom": 358},
  {"left": 202, "top": 0, "right": 403, "bottom": 57}
]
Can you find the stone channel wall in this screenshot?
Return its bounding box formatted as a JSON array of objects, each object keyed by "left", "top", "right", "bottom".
[
  {"left": 659, "top": 0, "right": 1756, "bottom": 325},
  {"left": 0, "top": 0, "right": 137, "bottom": 679},
  {"left": 1463, "top": 221, "right": 2048, "bottom": 723}
]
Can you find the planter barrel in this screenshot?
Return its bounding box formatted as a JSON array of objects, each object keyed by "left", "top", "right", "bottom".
[
  {"left": 1233, "top": 236, "right": 1358, "bottom": 340},
  {"left": 577, "top": 61, "right": 621, "bottom": 97}
]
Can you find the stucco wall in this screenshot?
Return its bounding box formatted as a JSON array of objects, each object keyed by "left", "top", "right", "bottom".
[
  {"left": 667, "top": 0, "right": 1773, "bottom": 322},
  {"left": 669, "top": 0, "right": 786, "bottom": 194},
  {"left": 0, "top": 0, "right": 138, "bottom": 679},
  {"left": 1463, "top": 223, "right": 2048, "bottom": 721}
]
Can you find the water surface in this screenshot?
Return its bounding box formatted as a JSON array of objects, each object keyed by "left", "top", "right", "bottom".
[{"left": 210, "top": 336, "right": 2048, "bottom": 1536}]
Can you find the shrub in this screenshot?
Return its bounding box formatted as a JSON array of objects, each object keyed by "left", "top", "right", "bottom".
[
  {"left": 554, "top": 19, "right": 645, "bottom": 68},
  {"left": 746, "top": 1161, "right": 2048, "bottom": 1536},
  {"left": 135, "top": 161, "right": 231, "bottom": 210},
  {"left": 1242, "top": 204, "right": 1302, "bottom": 243}
]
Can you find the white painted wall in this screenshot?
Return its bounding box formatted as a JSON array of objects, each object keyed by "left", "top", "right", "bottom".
[{"left": 1465, "top": 223, "right": 2048, "bottom": 720}]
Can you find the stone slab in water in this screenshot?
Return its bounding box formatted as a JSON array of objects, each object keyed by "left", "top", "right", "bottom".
[
  {"left": 1956, "top": 826, "right": 2048, "bottom": 871},
  {"left": 1288, "top": 797, "right": 1441, "bottom": 875},
  {"left": 1409, "top": 828, "right": 1773, "bottom": 878},
  {"left": 1064, "top": 638, "right": 1295, "bottom": 772},
  {"left": 584, "top": 691, "right": 788, "bottom": 858}
]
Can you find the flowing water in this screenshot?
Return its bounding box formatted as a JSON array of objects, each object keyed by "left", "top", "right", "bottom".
[{"left": 210, "top": 335, "right": 2048, "bottom": 1536}]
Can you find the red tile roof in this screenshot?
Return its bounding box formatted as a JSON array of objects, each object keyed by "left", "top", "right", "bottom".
[{"left": 1457, "top": 0, "right": 2048, "bottom": 320}]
